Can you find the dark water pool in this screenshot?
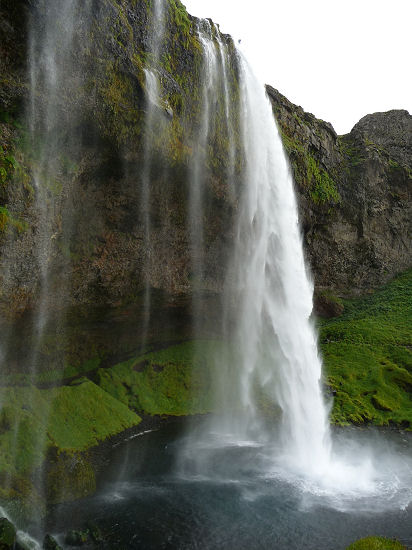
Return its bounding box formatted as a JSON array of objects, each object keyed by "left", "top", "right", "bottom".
[{"left": 44, "top": 423, "right": 412, "bottom": 549}]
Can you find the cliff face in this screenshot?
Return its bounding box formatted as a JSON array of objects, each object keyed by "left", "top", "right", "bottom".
[
  {"left": 0, "top": 0, "right": 410, "bottom": 373},
  {"left": 267, "top": 87, "right": 412, "bottom": 299},
  {"left": 0, "top": 0, "right": 240, "bottom": 373},
  {"left": 1, "top": 0, "right": 241, "bottom": 513},
  {"left": 1, "top": 0, "right": 238, "bottom": 304},
  {"left": 1, "top": 1, "right": 411, "bottom": 324}
]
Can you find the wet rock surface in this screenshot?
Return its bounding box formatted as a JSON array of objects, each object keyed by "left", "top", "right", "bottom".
[{"left": 43, "top": 534, "right": 62, "bottom": 550}]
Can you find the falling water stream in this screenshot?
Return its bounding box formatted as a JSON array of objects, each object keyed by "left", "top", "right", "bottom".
[
  {"left": 188, "top": 20, "right": 219, "bottom": 320},
  {"left": 179, "top": 28, "right": 412, "bottom": 510},
  {"left": 140, "top": 0, "right": 166, "bottom": 351},
  {"left": 0, "top": 0, "right": 92, "bottom": 531}
]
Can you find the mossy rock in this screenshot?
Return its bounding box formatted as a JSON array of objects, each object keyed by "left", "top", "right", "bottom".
[
  {"left": 346, "top": 536, "right": 406, "bottom": 549},
  {"left": 63, "top": 522, "right": 102, "bottom": 547},
  {"left": 64, "top": 529, "right": 89, "bottom": 546},
  {"left": 0, "top": 517, "right": 16, "bottom": 550},
  {"left": 314, "top": 290, "right": 344, "bottom": 318}
]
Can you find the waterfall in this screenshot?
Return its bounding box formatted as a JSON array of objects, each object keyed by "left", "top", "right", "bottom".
[
  {"left": 139, "top": 0, "right": 166, "bottom": 351},
  {"left": 0, "top": 0, "right": 93, "bottom": 526},
  {"left": 216, "top": 34, "right": 236, "bottom": 198},
  {"left": 27, "top": 0, "right": 90, "bottom": 375},
  {"left": 2, "top": 2, "right": 410, "bottom": 536},
  {"left": 222, "top": 53, "right": 331, "bottom": 472},
  {"left": 188, "top": 20, "right": 219, "bottom": 317},
  {"left": 180, "top": 32, "right": 400, "bottom": 500},
  {"left": 181, "top": 30, "right": 334, "bottom": 484}
]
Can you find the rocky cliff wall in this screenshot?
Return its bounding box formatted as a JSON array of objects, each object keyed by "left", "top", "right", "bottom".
[
  {"left": 0, "top": 1, "right": 411, "bottom": 358},
  {"left": 0, "top": 0, "right": 241, "bottom": 374},
  {"left": 0, "top": 0, "right": 239, "bottom": 309},
  {"left": 268, "top": 87, "right": 412, "bottom": 303}
]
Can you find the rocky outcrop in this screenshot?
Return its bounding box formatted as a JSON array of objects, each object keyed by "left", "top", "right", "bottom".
[
  {"left": 353, "top": 109, "right": 412, "bottom": 167},
  {"left": 0, "top": 517, "right": 16, "bottom": 549},
  {"left": 268, "top": 86, "right": 412, "bottom": 297}
]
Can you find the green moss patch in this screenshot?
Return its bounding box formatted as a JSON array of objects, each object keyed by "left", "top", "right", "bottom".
[
  {"left": 0, "top": 380, "right": 141, "bottom": 479},
  {"left": 320, "top": 270, "right": 412, "bottom": 427},
  {"left": 346, "top": 536, "right": 406, "bottom": 550},
  {"left": 278, "top": 124, "right": 340, "bottom": 207},
  {"left": 306, "top": 154, "right": 341, "bottom": 204},
  {"left": 0, "top": 206, "right": 27, "bottom": 234},
  {"left": 95, "top": 341, "right": 221, "bottom": 416}
]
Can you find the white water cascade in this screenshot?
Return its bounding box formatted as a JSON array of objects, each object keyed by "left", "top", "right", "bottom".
[
  {"left": 0, "top": 507, "right": 40, "bottom": 550},
  {"left": 216, "top": 34, "right": 236, "bottom": 197},
  {"left": 139, "top": 0, "right": 166, "bottom": 351},
  {"left": 180, "top": 32, "right": 412, "bottom": 509},
  {"left": 181, "top": 38, "right": 332, "bottom": 477},
  {"left": 188, "top": 20, "right": 219, "bottom": 304},
  {"left": 219, "top": 54, "right": 332, "bottom": 471},
  {"left": 27, "top": 0, "right": 90, "bottom": 364}
]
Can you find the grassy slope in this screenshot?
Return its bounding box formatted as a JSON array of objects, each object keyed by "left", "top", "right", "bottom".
[
  {"left": 0, "top": 340, "right": 219, "bottom": 493},
  {"left": 0, "top": 378, "right": 142, "bottom": 513},
  {"left": 320, "top": 270, "right": 412, "bottom": 427},
  {"left": 0, "top": 379, "right": 141, "bottom": 478},
  {"left": 96, "top": 340, "right": 221, "bottom": 416}
]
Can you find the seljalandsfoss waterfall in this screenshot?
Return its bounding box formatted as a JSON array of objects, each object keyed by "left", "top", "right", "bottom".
[{"left": 0, "top": 1, "right": 411, "bottom": 548}]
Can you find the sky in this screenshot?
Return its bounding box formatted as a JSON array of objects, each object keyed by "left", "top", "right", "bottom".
[{"left": 182, "top": 0, "right": 412, "bottom": 135}]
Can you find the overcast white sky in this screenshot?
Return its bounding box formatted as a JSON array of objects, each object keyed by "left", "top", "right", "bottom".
[{"left": 182, "top": 0, "right": 412, "bottom": 135}]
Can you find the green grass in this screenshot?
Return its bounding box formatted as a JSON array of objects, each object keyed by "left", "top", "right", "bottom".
[
  {"left": 168, "top": 0, "right": 192, "bottom": 37},
  {"left": 320, "top": 270, "right": 412, "bottom": 427},
  {"left": 96, "top": 341, "right": 222, "bottom": 416},
  {"left": 346, "top": 536, "right": 406, "bottom": 550},
  {"left": 0, "top": 379, "right": 141, "bottom": 477},
  {"left": 0, "top": 376, "right": 141, "bottom": 516}
]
